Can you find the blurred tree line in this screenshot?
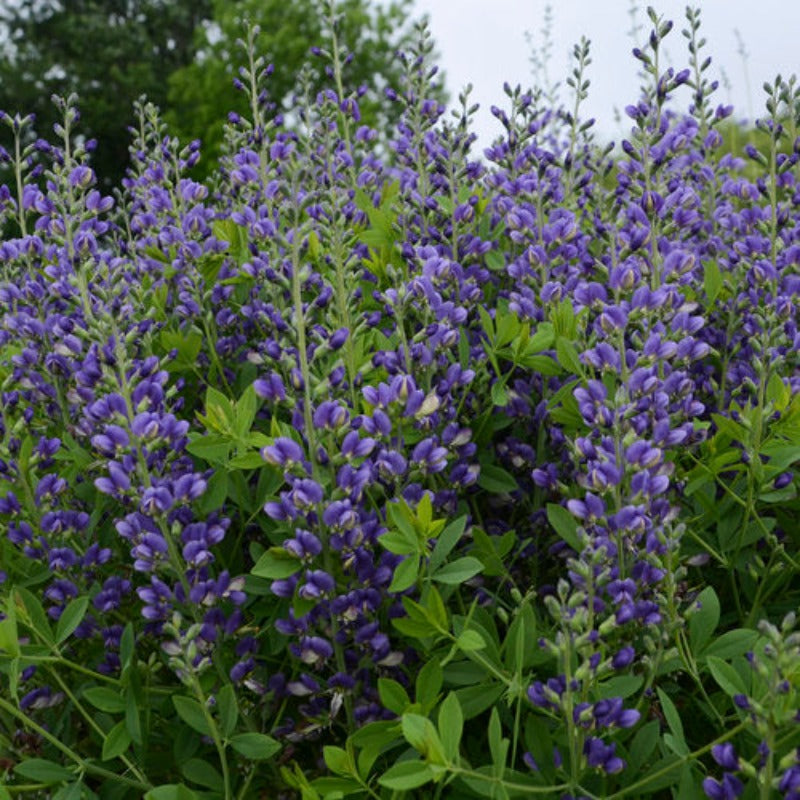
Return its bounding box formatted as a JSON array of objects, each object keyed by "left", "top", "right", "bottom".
[{"left": 0, "top": 0, "right": 438, "bottom": 187}]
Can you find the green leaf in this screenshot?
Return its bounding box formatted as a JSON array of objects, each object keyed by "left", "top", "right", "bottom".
[
  {"left": 0, "top": 598, "right": 20, "bottom": 657},
  {"left": 217, "top": 684, "right": 238, "bottom": 738},
  {"left": 83, "top": 686, "right": 125, "bottom": 714},
  {"left": 52, "top": 783, "right": 82, "bottom": 800},
  {"left": 235, "top": 383, "right": 259, "bottom": 439},
  {"left": 456, "top": 683, "right": 504, "bottom": 719},
  {"left": 546, "top": 504, "right": 583, "bottom": 551},
  {"left": 438, "top": 693, "right": 463, "bottom": 762},
  {"left": 144, "top": 785, "right": 199, "bottom": 800},
  {"left": 102, "top": 721, "right": 131, "bottom": 761},
  {"left": 392, "top": 616, "right": 438, "bottom": 639},
  {"left": 378, "top": 760, "right": 434, "bottom": 790},
  {"left": 503, "top": 603, "right": 537, "bottom": 672},
  {"left": 711, "top": 413, "right": 747, "bottom": 442},
  {"left": 18, "top": 436, "right": 33, "bottom": 473},
  {"left": 689, "top": 586, "right": 720, "bottom": 652},
  {"left": 401, "top": 714, "right": 447, "bottom": 765},
  {"left": 707, "top": 656, "right": 747, "bottom": 697},
  {"left": 378, "top": 678, "right": 410, "bottom": 715},
  {"left": 204, "top": 386, "right": 235, "bottom": 428},
  {"left": 485, "top": 250, "right": 505, "bottom": 272},
  {"left": 556, "top": 337, "right": 583, "bottom": 374},
  {"left": 495, "top": 310, "right": 519, "bottom": 349},
  {"left": 702, "top": 629, "right": 758, "bottom": 660},
  {"left": 429, "top": 515, "right": 467, "bottom": 572},
  {"left": 628, "top": 720, "right": 660, "bottom": 775},
  {"left": 632, "top": 755, "right": 683, "bottom": 794},
  {"left": 126, "top": 685, "right": 143, "bottom": 745},
  {"left": 766, "top": 373, "right": 791, "bottom": 410},
  {"left": 14, "top": 758, "right": 73, "bottom": 783},
  {"left": 389, "top": 555, "right": 419, "bottom": 593},
  {"left": 229, "top": 733, "right": 281, "bottom": 760},
  {"left": 226, "top": 471, "right": 253, "bottom": 516},
  {"left": 416, "top": 658, "right": 443, "bottom": 708},
  {"left": 310, "top": 776, "right": 363, "bottom": 795},
  {"left": 472, "top": 527, "right": 516, "bottom": 577},
  {"left": 350, "top": 720, "right": 402, "bottom": 750},
  {"left": 527, "top": 323, "right": 556, "bottom": 352},
  {"left": 488, "top": 706, "right": 508, "bottom": 773},
  {"left": 477, "top": 464, "right": 518, "bottom": 494},
  {"left": 197, "top": 469, "right": 229, "bottom": 513},
  {"left": 456, "top": 630, "right": 486, "bottom": 652},
  {"left": 519, "top": 354, "right": 562, "bottom": 374},
  {"left": 416, "top": 493, "right": 433, "bottom": 530},
  {"left": 55, "top": 596, "right": 89, "bottom": 644},
  {"left": 597, "top": 675, "right": 643, "bottom": 699},
  {"left": 252, "top": 547, "right": 303, "bottom": 580},
  {"left": 379, "top": 530, "right": 419, "bottom": 556},
  {"left": 677, "top": 764, "right": 706, "bottom": 800},
  {"left": 172, "top": 696, "right": 211, "bottom": 736},
  {"left": 160, "top": 328, "right": 203, "bottom": 373},
  {"left": 323, "top": 746, "right": 353, "bottom": 777},
  {"left": 387, "top": 499, "right": 417, "bottom": 540},
  {"left": 491, "top": 380, "right": 509, "bottom": 407},
  {"left": 120, "top": 623, "right": 135, "bottom": 670},
  {"left": 656, "top": 689, "right": 687, "bottom": 756},
  {"left": 14, "top": 586, "right": 53, "bottom": 646},
  {"left": 458, "top": 328, "right": 471, "bottom": 370},
  {"left": 185, "top": 434, "right": 232, "bottom": 464},
  {"left": 760, "top": 445, "right": 800, "bottom": 472},
  {"left": 180, "top": 758, "right": 223, "bottom": 791},
  {"left": 422, "top": 586, "right": 448, "bottom": 631},
  {"left": 227, "top": 451, "right": 266, "bottom": 470},
  {"left": 551, "top": 299, "right": 577, "bottom": 339},
  {"left": 703, "top": 260, "right": 723, "bottom": 305},
  {"left": 432, "top": 556, "right": 484, "bottom": 585}
]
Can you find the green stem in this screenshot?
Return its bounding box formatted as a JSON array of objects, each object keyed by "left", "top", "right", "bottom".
[
  {"left": 190, "top": 674, "right": 232, "bottom": 800},
  {"left": 48, "top": 668, "right": 150, "bottom": 786},
  {"left": 202, "top": 315, "right": 233, "bottom": 396},
  {"left": 760, "top": 729, "right": 775, "bottom": 800},
  {"left": 289, "top": 186, "right": 354, "bottom": 730},
  {"left": 13, "top": 129, "right": 27, "bottom": 238},
  {"left": 0, "top": 695, "right": 152, "bottom": 791},
  {"left": 331, "top": 225, "right": 359, "bottom": 407},
  {"left": 235, "top": 766, "right": 256, "bottom": 800},
  {"left": 448, "top": 766, "right": 567, "bottom": 794},
  {"left": 328, "top": 1, "right": 352, "bottom": 155},
  {"left": 605, "top": 721, "right": 748, "bottom": 799}
]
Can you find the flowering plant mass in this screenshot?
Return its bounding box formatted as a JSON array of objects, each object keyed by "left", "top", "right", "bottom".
[{"left": 1, "top": 4, "right": 800, "bottom": 799}]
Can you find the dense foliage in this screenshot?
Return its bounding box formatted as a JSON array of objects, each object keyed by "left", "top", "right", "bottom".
[
  {"left": 0, "top": 0, "right": 212, "bottom": 189},
  {"left": 0, "top": 0, "right": 433, "bottom": 188},
  {"left": 1, "top": 4, "right": 800, "bottom": 799}
]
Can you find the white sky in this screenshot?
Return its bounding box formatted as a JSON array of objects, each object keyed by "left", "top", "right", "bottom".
[{"left": 406, "top": 0, "right": 800, "bottom": 148}]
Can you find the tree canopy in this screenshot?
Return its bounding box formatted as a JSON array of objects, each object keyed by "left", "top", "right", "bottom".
[
  {"left": 0, "top": 0, "right": 443, "bottom": 186},
  {"left": 0, "top": 0, "right": 211, "bottom": 187}
]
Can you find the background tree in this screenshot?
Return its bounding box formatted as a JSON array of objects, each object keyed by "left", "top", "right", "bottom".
[
  {"left": 165, "top": 0, "right": 446, "bottom": 177},
  {"left": 0, "top": 0, "right": 444, "bottom": 187},
  {"left": 0, "top": 0, "right": 211, "bottom": 188}
]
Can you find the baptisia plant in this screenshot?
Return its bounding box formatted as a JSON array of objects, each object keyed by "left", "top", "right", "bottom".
[{"left": 0, "top": 3, "right": 799, "bottom": 799}]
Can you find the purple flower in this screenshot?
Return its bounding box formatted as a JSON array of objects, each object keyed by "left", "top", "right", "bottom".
[
  {"left": 411, "top": 437, "right": 448, "bottom": 473},
  {"left": 584, "top": 737, "right": 625, "bottom": 774},
  {"left": 261, "top": 437, "right": 305, "bottom": 468},
  {"left": 711, "top": 743, "right": 740, "bottom": 772},
  {"left": 703, "top": 774, "right": 744, "bottom": 800}
]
